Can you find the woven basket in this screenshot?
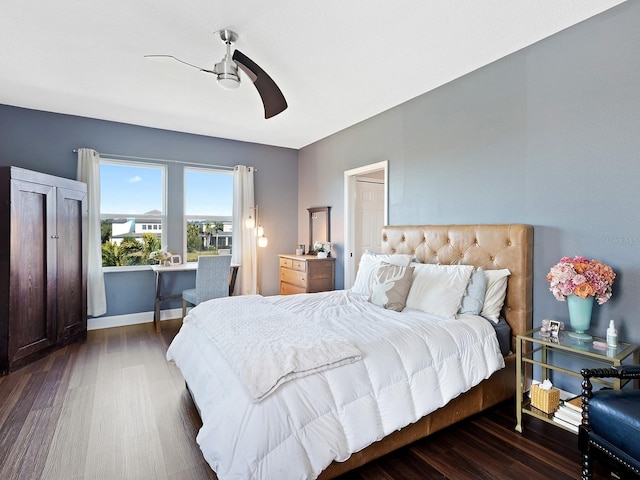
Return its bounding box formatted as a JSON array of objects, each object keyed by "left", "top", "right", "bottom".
[{"left": 530, "top": 383, "right": 560, "bottom": 413}]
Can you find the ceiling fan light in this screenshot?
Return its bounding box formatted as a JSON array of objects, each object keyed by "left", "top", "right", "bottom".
[{"left": 217, "top": 73, "right": 240, "bottom": 90}]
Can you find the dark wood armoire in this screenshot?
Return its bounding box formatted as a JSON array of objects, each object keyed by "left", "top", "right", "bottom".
[{"left": 0, "top": 166, "right": 87, "bottom": 374}]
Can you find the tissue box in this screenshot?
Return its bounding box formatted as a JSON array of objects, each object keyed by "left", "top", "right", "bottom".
[{"left": 530, "top": 383, "right": 560, "bottom": 413}]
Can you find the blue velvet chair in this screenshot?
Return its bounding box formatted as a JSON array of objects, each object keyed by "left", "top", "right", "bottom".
[
  {"left": 182, "top": 254, "right": 232, "bottom": 318},
  {"left": 579, "top": 366, "right": 640, "bottom": 480}
]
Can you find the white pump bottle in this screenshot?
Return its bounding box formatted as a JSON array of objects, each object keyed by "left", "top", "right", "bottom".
[{"left": 606, "top": 320, "right": 618, "bottom": 347}]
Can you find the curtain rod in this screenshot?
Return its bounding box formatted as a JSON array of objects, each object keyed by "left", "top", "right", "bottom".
[{"left": 72, "top": 149, "right": 252, "bottom": 171}]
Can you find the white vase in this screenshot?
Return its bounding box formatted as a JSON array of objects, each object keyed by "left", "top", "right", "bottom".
[{"left": 317, "top": 251, "right": 328, "bottom": 259}]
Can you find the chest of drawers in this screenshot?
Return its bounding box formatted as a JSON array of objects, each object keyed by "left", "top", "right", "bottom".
[{"left": 278, "top": 254, "right": 335, "bottom": 295}]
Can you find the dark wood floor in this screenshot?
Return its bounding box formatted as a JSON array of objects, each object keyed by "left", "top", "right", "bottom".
[{"left": 0, "top": 320, "right": 612, "bottom": 480}]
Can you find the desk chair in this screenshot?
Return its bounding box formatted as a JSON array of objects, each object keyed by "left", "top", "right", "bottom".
[
  {"left": 580, "top": 366, "right": 640, "bottom": 480},
  {"left": 182, "top": 255, "right": 232, "bottom": 319}
]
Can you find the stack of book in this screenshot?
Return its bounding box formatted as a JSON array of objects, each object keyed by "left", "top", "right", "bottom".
[{"left": 552, "top": 396, "right": 583, "bottom": 433}]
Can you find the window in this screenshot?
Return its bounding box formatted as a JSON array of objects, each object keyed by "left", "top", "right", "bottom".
[
  {"left": 100, "top": 160, "right": 166, "bottom": 266},
  {"left": 184, "top": 168, "right": 233, "bottom": 262}
]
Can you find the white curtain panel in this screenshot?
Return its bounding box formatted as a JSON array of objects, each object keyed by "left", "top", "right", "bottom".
[
  {"left": 77, "top": 148, "right": 107, "bottom": 316},
  {"left": 232, "top": 165, "right": 257, "bottom": 295}
]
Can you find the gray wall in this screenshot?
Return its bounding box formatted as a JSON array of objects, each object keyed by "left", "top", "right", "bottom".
[
  {"left": 0, "top": 105, "right": 298, "bottom": 315},
  {"left": 298, "top": 1, "right": 640, "bottom": 388}
]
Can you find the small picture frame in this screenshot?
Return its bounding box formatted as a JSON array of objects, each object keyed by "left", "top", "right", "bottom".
[
  {"left": 548, "top": 319, "right": 562, "bottom": 337},
  {"left": 170, "top": 254, "right": 182, "bottom": 265}
]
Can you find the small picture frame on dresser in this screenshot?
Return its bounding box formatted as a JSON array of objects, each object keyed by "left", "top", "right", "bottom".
[{"left": 170, "top": 254, "right": 182, "bottom": 265}]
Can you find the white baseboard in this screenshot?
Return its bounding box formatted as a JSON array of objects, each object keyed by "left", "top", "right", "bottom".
[{"left": 88, "top": 308, "right": 184, "bottom": 331}]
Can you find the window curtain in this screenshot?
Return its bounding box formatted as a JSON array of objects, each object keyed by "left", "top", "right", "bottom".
[
  {"left": 232, "top": 165, "right": 257, "bottom": 295},
  {"left": 77, "top": 148, "right": 107, "bottom": 316}
]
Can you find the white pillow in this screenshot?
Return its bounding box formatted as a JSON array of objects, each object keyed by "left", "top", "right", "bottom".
[
  {"left": 480, "top": 269, "right": 511, "bottom": 323},
  {"left": 405, "top": 264, "right": 474, "bottom": 318},
  {"left": 351, "top": 252, "right": 413, "bottom": 296}
]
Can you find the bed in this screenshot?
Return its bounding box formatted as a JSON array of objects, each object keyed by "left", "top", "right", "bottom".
[{"left": 167, "top": 224, "right": 533, "bottom": 479}]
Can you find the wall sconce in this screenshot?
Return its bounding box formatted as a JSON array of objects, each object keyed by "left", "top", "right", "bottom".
[
  {"left": 245, "top": 210, "right": 255, "bottom": 229},
  {"left": 258, "top": 232, "right": 268, "bottom": 248},
  {"left": 246, "top": 205, "right": 268, "bottom": 248}
]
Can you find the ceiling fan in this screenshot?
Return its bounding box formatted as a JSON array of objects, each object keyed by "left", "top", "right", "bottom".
[{"left": 145, "top": 29, "right": 287, "bottom": 119}]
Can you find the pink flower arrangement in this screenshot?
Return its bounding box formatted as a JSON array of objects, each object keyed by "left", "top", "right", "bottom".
[{"left": 547, "top": 256, "right": 616, "bottom": 305}]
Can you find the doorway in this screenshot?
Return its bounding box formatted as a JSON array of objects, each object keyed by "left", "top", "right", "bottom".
[{"left": 343, "top": 161, "right": 388, "bottom": 288}]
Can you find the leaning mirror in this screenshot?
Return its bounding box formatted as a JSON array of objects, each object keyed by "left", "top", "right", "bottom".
[{"left": 308, "top": 206, "right": 331, "bottom": 253}]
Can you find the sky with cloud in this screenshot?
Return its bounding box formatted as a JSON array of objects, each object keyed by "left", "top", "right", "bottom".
[{"left": 100, "top": 163, "right": 232, "bottom": 217}]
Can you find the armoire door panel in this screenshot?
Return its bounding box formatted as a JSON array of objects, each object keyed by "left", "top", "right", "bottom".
[
  {"left": 8, "top": 179, "right": 57, "bottom": 362},
  {"left": 56, "top": 187, "right": 87, "bottom": 341}
]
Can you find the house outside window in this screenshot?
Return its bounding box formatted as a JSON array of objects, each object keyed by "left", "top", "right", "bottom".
[{"left": 100, "top": 160, "right": 166, "bottom": 267}]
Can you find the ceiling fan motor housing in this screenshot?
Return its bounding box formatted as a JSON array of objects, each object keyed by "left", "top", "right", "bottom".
[{"left": 214, "top": 57, "right": 240, "bottom": 89}]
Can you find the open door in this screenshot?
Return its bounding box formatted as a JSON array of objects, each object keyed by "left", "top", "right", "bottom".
[{"left": 344, "top": 161, "right": 388, "bottom": 289}]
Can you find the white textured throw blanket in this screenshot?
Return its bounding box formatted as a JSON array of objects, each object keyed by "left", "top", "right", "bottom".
[{"left": 185, "top": 295, "right": 362, "bottom": 401}]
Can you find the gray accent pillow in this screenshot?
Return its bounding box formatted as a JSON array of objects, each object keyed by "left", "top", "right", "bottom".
[
  {"left": 369, "top": 262, "right": 415, "bottom": 312},
  {"left": 458, "top": 267, "right": 487, "bottom": 315}
]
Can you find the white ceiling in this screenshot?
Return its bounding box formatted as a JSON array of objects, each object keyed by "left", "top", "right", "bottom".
[{"left": 1, "top": 1, "right": 627, "bottom": 149}]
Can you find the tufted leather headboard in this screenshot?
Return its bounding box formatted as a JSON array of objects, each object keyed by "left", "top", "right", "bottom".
[{"left": 381, "top": 224, "right": 533, "bottom": 350}]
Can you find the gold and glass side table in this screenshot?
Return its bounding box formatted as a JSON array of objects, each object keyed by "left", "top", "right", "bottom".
[{"left": 515, "top": 327, "right": 639, "bottom": 434}]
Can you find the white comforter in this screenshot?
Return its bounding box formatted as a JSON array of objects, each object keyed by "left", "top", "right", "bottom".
[{"left": 166, "top": 290, "right": 505, "bottom": 480}]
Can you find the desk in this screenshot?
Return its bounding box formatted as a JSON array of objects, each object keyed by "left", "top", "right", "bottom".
[{"left": 151, "top": 262, "right": 239, "bottom": 332}]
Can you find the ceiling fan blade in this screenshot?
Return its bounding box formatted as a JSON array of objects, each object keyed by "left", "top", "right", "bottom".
[
  {"left": 234, "top": 62, "right": 257, "bottom": 83},
  {"left": 144, "top": 55, "right": 215, "bottom": 74},
  {"left": 232, "top": 50, "right": 287, "bottom": 119}
]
